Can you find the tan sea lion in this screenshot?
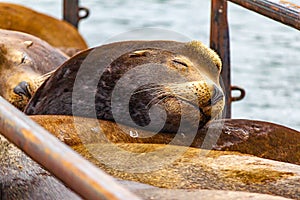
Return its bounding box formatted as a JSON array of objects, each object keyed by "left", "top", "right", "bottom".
[
  {"left": 2, "top": 130, "right": 300, "bottom": 199},
  {"left": 0, "top": 3, "right": 88, "bottom": 55},
  {"left": 0, "top": 29, "right": 68, "bottom": 110},
  {"left": 25, "top": 40, "right": 225, "bottom": 132},
  {"left": 30, "top": 115, "right": 300, "bottom": 165}
]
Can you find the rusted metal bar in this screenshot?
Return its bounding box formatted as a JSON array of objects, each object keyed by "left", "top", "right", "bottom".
[
  {"left": 210, "top": 0, "right": 232, "bottom": 118},
  {"left": 0, "top": 96, "right": 141, "bottom": 200},
  {"left": 228, "top": 0, "right": 300, "bottom": 30},
  {"left": 63, "top": 0, "right": 89, "bottom": 28}
]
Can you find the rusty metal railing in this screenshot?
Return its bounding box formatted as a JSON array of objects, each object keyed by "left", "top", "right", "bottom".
[
  {"left": 0, "top": 96, "right": 140, "bottom": 200},
  {"left": 229, "top": 0, "right": 300, "bottom": 30},
  {"left": 210, "top": 0, "right": 300, "bottom": 118}
]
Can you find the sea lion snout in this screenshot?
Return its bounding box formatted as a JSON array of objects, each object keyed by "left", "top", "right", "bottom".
[
  {"left": 165, "top": 81, "right": 224, "bottom": 107},
  {"left": 163, "top": 80, "right": 224, "bottom": 119},
  {"left": 13, "top": 81, "right": 32, "bottom": 99}
]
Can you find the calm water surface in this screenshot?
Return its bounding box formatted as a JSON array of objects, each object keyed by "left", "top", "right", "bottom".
[{"left": 3, "top": 0, "right": 300, "bottom": 130}]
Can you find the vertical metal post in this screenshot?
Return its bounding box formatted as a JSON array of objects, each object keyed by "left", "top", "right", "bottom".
[
  {"left": 63, "top": 0, "right": 79, "bottom": 27},
  {"left": 210, "top": 0, "right": 231, "bottom": 118},
  {"left": 64, "top": 0, "right": 89, "bottom": 28}
]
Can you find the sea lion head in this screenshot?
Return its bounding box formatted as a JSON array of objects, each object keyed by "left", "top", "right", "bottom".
[
  {"left": 0, "top": 43, "right": 38, "bottom": 109},
  {"left": 0, "top": 29, "right": 67, "bottom": 110},
  {"left": 25, "top": 40, "right": 224, "bottom": 133},
  {"left": 99, "top": 43, "right": 224, "bottom": 132}
]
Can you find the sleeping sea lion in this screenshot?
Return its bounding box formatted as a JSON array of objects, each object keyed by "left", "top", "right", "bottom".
[
  {"left": 0, "top": 3, "right": 88, "bottom": 55},
  {"left": 24, "top": 40, "right": 224, "bottom": 132},
  {"left": 0, "top": 29, "right": 68, "bottom": 110}
]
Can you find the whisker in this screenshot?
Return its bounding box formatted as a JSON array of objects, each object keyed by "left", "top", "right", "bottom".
[
  {"left": 175, "top": 95, "right": 197, "bottom": 104},
  {"left": 146, "top": 92, "right": 169, "bottom": 108},
  {"left": 132, "top": 85, "right": 163, "bottom": 95},
  {"left": 146, "top": 95, "right": 164, "bottom": 108},
  {"left": 153, "top": 95, "right": 169, "bottom": 106},
  {"left": 34, "top": 70, "right": 56, "bottom": 85},
  {"left": 163, "top": 88, "right": 193, "bottom": 97},
  {"left": 150, "top": 91, "right": 170, "bottom": 97}
]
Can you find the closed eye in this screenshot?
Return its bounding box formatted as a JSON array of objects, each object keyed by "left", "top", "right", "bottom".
[{"left": 172, "top": 59, "right": 189, "bottom": 68}]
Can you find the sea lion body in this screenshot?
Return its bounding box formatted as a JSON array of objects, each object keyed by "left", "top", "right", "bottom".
[
  {"left": 31, "top": 115, "right": 300, "bottom": 166},
  {"left": 2, "top": 123, "right": 300, "bottom": 200},
  {"left": 0, "top": 29, "right": 68, "bottom": 110},
  {"left": 25, "top": 40, "right": 224, "bottom": 132},
  {"left": 0, "top": 2, "right": 88, "bottom": 54}
]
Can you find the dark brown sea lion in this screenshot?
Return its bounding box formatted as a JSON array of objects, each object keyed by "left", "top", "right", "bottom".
[
  {"left": 0, "top": 3, "right": 88, "bottom": 54},
  {"left": 0, "top": 29, "right": 68, "bottom": 110},
  {"left": 25, "top": 40, "right": 224, "bottom": 132}
]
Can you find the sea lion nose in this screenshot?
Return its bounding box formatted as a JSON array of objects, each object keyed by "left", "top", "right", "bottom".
[
  {"left": 13, "top": 81, "right": 32, "bottom": 98},
  {"left": 211, "top": 84, "right": 224, "bottom": 105}
]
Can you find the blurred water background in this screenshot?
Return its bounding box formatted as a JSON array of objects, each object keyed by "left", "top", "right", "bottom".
[{"left": 3, "top": 0, "right": 300, "bottom": 130}]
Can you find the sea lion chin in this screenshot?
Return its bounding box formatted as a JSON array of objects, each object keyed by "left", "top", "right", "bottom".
[{"left": 25, "top": 40, "right": 224, "bottom": 132}]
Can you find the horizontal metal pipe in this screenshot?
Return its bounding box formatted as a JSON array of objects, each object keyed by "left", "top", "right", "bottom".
[
  {"left": 0, "top": 96, "right": 140, "bottom": 200},
  {"left": 228, "top": 0, "right": 300, "bottom": 30}
]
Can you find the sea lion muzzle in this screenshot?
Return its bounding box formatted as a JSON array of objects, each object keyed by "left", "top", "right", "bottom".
[{"left": 13, "top": 81, "right": 32, "bottom": 99}]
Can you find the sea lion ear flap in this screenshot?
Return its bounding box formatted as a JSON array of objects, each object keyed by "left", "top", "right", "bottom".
[
  {"left": 128, "top": 50, "right": 151, "bottom": 57},
  {"left": 185, "top": 41, "right": 222, "bottom": 72}
]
